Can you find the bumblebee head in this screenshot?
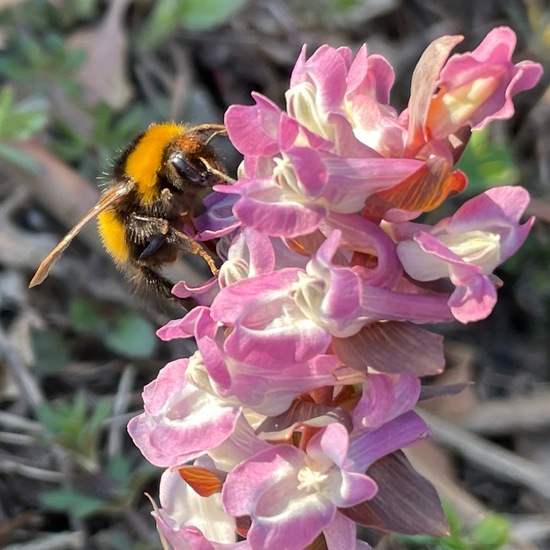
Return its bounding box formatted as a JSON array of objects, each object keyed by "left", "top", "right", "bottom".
[
  {"left": 167, "top": 146, "right": 221, "bottom": 190},
  {"left": 118, "top": 122, "right": 225, "bottom": 205}
]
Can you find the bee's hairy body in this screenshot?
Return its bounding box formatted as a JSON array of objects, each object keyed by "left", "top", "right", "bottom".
[
  {"left": 97, "top": 123, "right": 225, "bottom": 301},
  {"left": 29, "top": 121, "right": 227, "bottom": 307}
]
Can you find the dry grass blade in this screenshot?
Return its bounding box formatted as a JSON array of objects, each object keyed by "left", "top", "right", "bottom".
[{"left": 419, "top": 410, "right": 550, "bottom": 501}]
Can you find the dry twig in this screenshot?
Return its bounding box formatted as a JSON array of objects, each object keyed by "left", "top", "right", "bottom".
[{"left": 419, "top": 410, "right": 550, "bottom": 501}]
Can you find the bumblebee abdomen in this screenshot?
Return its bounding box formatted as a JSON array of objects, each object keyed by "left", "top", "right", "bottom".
[{"left": 97, "top": 208, "right": 130, "bottom": 264}]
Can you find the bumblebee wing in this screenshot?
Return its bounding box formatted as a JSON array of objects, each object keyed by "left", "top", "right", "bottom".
[{"left": 29, "top": 180, "right": 135, "bottom": 288}]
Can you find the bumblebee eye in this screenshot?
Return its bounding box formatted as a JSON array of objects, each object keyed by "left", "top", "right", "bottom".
[{"left": 170, "top": 155, "right": 202, "bottom": 184}]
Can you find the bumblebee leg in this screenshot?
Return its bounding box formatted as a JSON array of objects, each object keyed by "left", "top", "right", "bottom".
[
  {"left": 139, "top": 234, "right": 167, "bottom": 260},
  {"left": 127, "top": 213, "right": 219, "bottom": 276},
  {"left": 166, "top": 227, "right": 219, "bottom": 276},
  {"left": 127, "top": 213, "right": 170, "bottom": 245}
]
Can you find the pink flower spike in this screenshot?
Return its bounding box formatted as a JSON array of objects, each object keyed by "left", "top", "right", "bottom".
[{"left": 126, "top": 30, "right": 541, "bottom": 548}]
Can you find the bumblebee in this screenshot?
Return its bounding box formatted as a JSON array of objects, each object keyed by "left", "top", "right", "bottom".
[{"left": 30, "top": 122, "right": 228, "bottom": 306}]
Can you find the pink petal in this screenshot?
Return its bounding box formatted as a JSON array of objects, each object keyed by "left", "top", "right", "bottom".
[{"left": 225, "top": 92, "right": 282, "bottom": 156}]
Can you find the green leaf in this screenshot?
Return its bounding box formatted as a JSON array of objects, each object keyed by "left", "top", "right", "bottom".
[
  {"left": 0, "top": 87, "right": 48, "bottom": 141},
  {"left": 32, "top": 328, "right": 70, "bottom": 375},
  {"left": 331, "top": 0, "right": 362, "bottom": 10},
  {"left": 106, "top": 455, "right": 132, "bottom": 486},
  {"left": 105, "top": 313, "right": 157, "bottom": 358},
  {"left": 0, "top": 99, "right": 48, "bottom": 140},
  {"left": 35, "top": 401, "right": 60, "bottom": 434},
  {"left": 442, "top": 500, "right": 461, "bottom": 538},
  {"left": 0, "top": 86, "right": 14, "bottom": 117},
  {"left": 88, "top": 397, "right": 112, "bottom": 430},
  {"left": 141, "top": 0, "right": 248, "bottom": 48},
  {"left": 456, "top": 128, "right": 519, "bottom": 197},
  {"left": 78, "top": 398, "right": 111, "bottom": 457},
  {"left": 100, "top": 530, "right": 135, "bottom": 550},
  {"left": 40, "top": 488, "right": 105, "bottom": 518},
  {"left": 471, "top": 514, "right": 510, "bottom": 549},
  {"left": 178, "top": 0, "right": 248, "bottom": 30},
  {"left": 69, "top": 297, "right": 106, "bottom": 335},
  {"left": 0, "top": 142, "right": 41, "bottom": 170}
]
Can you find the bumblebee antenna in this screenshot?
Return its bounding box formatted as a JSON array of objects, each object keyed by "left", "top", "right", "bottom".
[{"left": 199, "top": 157, "right": 235, "bottom": 184}]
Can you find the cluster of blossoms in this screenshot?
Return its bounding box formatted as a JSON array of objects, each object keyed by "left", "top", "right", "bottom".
[{"left": 128, "top": 27, "right": 542, "bottom": 549}]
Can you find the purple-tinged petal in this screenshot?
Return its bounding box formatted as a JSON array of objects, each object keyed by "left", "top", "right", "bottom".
[
  {"left": 278, "top": 112, "right": 332, "bottom": 151},
  {"left": 352, "top": 374, "right": 421, "bottom": 430},
  {"left": 317, "top": 421, "right": 349, "bottom": 466},
  {"left": 217, "top": 354, "right": 340, "bottom": 417},
  {"left": 172, "top": 277, "right": 220, "bottom": 306},
  {"left": 194, "top": 191, "right": 240, "bottom": 239},
  {"left": 323, "top": 213, "right": 403, "bottom": 289},
  {"left": 283, "top": 146, "right": 328, "bottom": 197},
  {"left": 157, "top": 306, "right": 217, "bottom": 342},
  {"left": 219, "top": 228, "right": 276, "bottom": 288},
  {"left": 207, "top": 415, "right": 271, "bottom": 472},
  {"left": 306, "top": 424, "right": 378, "bottom": 508},
  {"left": 321, "top": 156, "right": 427, "bottom": 212},
  {"left": 342, "top": 451, "right": 448, "bottom": 536},
  {"left": 347, "top": 94, "right": 405, "bottom": 157},
  {"left": 332, "top": 321, "right": 445, "bottom": 376},
  {"left": 347, "top": 411, "right": 430, "bottom": 472},
  {"left": 335, "top": 470, "right": 378, "bottom": 508}
]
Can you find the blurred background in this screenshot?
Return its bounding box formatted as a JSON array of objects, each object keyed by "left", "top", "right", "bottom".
[{"left": 0, "top": 0, "right": 549, "bottom": 548}]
